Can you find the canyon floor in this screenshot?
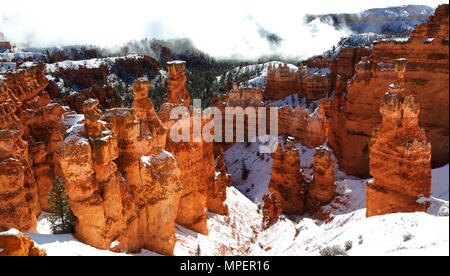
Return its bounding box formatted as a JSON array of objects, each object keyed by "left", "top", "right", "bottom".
[{"left": 25, "top": 138, "right": 449, "bottom": 256}]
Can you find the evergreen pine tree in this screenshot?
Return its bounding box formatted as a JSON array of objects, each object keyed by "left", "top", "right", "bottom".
[
  {"left": 195, "top": 244, "right": 201, "bottom": 256},
  {"left": 45, "top": 177, "right": 76, "bottom": 234}
]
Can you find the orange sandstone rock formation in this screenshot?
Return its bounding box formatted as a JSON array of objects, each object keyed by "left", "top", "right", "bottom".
[
  {"left": 163, "top": 60, "right": 190, "bottom": 106},
  {"left": 214, "top": 84, "right": 266, "bottom": 144},
  {"left": 0, "top": 81, "right": 40, "bottom": 232},
  {"left": 59, "top": 86, "right": 123, "bottom": 113},
  {"left": 277, "top": 105, "right": 328, "bottom": 148},
  {"left": 29, "top": 103, "right": 67, "bottom": 211},
  {"left": 8, "top": 65, "right": 68, "bottom": 212},
  {"left": 59, "top": 78, "right": 184, "bottom": 255},
  {"left": 305, "top": 146, "right": 336, "bottom": 215},
  {"left": 267, "top": 139, "right": 337, "bottom": 218},
  {"left": 268, "top": 139, "right": 307, "bottom": 215},
  {"left": 366, "top": 92, "right": 431, "bottom": 217},
  {"left": 265, "top": 63, "right": 299, "bottom": 100},
  {"left": 262, "top": 192, "right": 282, "bottom": 230},
  {"left": 208, "top": 148, "right": 230, "bottom": 216},
  {"left": 0, "top": 64, "right": 65, "bottom": 230},
  {"left": 264, "top": 56, "right": 368, "bottom": 104},
  {"left": 158, "top": 61, "right": 226, "bottom": 235},
  {"left": 216, "top": 83, "right": 328, "bottom": 149},
  {"left": 328, "top": 5, "right": 449, "bottom": 177},
  {"left": 59, "top": 99, "right": 125, "bottom": 250},
  {"left": 334, "top": 46, "right": 372, "bottom": 83},
  {"left": 0, "top": 229, "right": 46, "bottom": 256}
]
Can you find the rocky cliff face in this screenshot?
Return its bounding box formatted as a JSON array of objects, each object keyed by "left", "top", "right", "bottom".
[
  {"left": 267, "top": 139, "right": 336, "bottom": 220},
  {"left": 366, "top": 91, "right": 431, "bottom": 217},
  {"left": 268, "top": 139, "right": 307, "bottom": 215},
  {"left": 0, "top": 64, "right": 68, "bottom": 230},
  {"left": 328, "top": 4, "right": 449, "bottom": 177},
  {"left": 265, "top": 63, "right": 299, "bottom": 100},
  {"left": 334, "top": 46, "right": 372, "bottom": 82},
  {"left": 264, "top": 51, "right": 369, "bottom": 104},
  {"left": 59, "top": 79, "right": 184, "bottom": 255},
  {"left": 304, "top": 5, "right": 434, "bottom": 34},
  {"left": 277, "top": 105, "right": 328, "bottom": 148},
  {"left": 0, "top": 229, "right": 47, "bottom": 256},
  {"left": 52, "top": 65, "right": 110, "bottom": 91},
  {"left": 262, "top": 192, "right": 281, "bottom": 230},
  {"left": 305, "top": 146, "right": 336, "bottom": 214},
  {"left": 58, "top": 86, "right": 123, "bottom": 113},
  {"left": 158, "top": 61, "right": 214, "bottom": 235},
  {"left": 215, "top": 84, "right": 327, "bottom": 149},
  {"left": 208, "top": 148, "right": 230, "bottom": 215},
  {"left": 1, "top": 59, "right": 227, "bottom": 255},
  {"left": 112, "top": 56, "right": 160, "bottom": 82},
  {"left": 0, "top": 80, "right": 40, "bottom": 232},
  {"left": 265, "top": 63, "right": 333, "bottom": 102}
]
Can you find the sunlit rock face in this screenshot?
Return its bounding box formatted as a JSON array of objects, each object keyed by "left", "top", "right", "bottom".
[
  {"left": 0, "top": 229, "right": 47, "bottom": 256},
  {"left": 264, "top": 51, "right": 370, "bottom": 104},
  {"left": 305, "top": 146, "right": 336, "bottom": 215},
  {"left": 0, "top": 81, "right": 39, "bottom": 232},
  {"left": 265, "top": 63, "right": 299, "bottom": 100},
  {"left": 265, "top": 63, "right": 333, "bottom": 102},
  {"left": 366, "top": 92, "right": 431, "bottom": 217},
  {"left": 262, "top": 192, "right": 282, "bottom": 230},
  {"left": 0, "top": 64, "right": 68, "bottom": 231},
  {"left": 0, "top": 59, "right": 226, "bottom": 255},
  {"left": 333, "top": 46, "right": 372, "bottom": 83},
  {"left": 158, "top": 61, "right": 218, "bottom": 235},
  {"left": 59, "top": 79, "right": 183, "bottom": 256},
  {"left": 267, "top": 139, "right": 336, "bottom": 219},
  {"left": 268, "top": 139, "right": 307, "bottom": 215},
  {"left": 328, "top": 4, "right": 449, "bottom": 177},
  {"left": 277, "top": 105, "right": 328, "bottom": 149},
  {"left": 161, "top": 60, "right": 190, "bottom": 107}
]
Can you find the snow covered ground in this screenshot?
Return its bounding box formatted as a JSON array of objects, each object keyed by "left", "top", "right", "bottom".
[
  {"left": 44, "top": 54, "right": 141, "bottom": 73},
  {"left": 265, "top": 93, "right": 326, "bottom": 114}
]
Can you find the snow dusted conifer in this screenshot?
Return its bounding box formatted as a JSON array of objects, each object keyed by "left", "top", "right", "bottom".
[{"left": 45, "top": 177, "right": 76, "bottom": 234}]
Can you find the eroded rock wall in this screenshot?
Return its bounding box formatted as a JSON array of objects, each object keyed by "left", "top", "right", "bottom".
[
  {"left": 268, "top": 139, "right": 307, "bottom": 215},
  {"left": 0, "top": 64, "right": 67, "bottom": 230},
  {"left": 328, "top": 5, "right": 449, "bottom": 177},
  {"left": 0, "top": 229, "right": 47, "bottom": 256},
  {"left": 305, "top": 146, "right": 336, "bottom": 214},
  {"left": 366, "top": 92, "right": 431, "bottom": 217},
  {"left": 158, "top": 61, "right": 212, "bottom": 235},
  {"left": 59, "top": 79, "right": 183, "bottom": 255}
]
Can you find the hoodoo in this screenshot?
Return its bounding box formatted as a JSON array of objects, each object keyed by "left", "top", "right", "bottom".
[
  {"left": 306, "top": 146, "right": 336, "bottom": 215},
  {"left": 159, "top": 61, "right": 221, "bottom": 235},
  {"left": 262, "top": 192, "right": 282, "bottom": 230},
  {"left": 268, "top": 138, "right": 307, "bottom": 215},
  {"left": 59, "top": 79, "right": 184, "bottom": 255},
  {"left": 366, "top": 59, "right": 432, "bottom": 217}
]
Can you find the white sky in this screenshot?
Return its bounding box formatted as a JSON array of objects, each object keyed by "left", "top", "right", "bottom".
[{"left": 0, "top": 0, "right": 446, "bottom": 59}]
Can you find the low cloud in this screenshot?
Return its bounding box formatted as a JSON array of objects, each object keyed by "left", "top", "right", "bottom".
[{"left": 0, "top": 0, "right": 442, "bottom": 60}]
